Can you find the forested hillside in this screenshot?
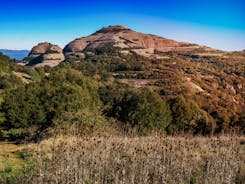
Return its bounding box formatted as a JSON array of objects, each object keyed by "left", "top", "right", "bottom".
[{"left": 0, "top": 43, "right": 244, "bottom": 141}]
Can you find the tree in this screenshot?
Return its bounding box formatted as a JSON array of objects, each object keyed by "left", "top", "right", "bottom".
[
  {"left": 0, "top": 96, "right": 5, "bottom": 124},
  {"left": 100, "top": 86, "right": 172, "bottom": 134},
  {"left": 1, "top": 68, "right": 103, "bottom": 132},
  {"left": 167, "top": 95, "right": 213, "bottom": 134},
  {"left": 2, "top": 84, "right": 46, "bottom": 128}
]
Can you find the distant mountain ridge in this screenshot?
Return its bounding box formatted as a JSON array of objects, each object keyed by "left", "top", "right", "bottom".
[{"left": 0, "top": 49, "right": 29, "bottom": 61}]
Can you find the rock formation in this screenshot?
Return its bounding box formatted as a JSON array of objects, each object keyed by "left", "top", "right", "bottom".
[
  {"left": 63, "top": 25, "right": 205, "bottom": 59},
  {"left": 22, "top": 42, "right": 65, "bottom": 67}
]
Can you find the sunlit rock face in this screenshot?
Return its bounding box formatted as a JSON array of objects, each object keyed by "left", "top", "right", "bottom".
[
  {"left": 22, "top": 42, "right": 65, "bottom": 67},
  {"left": 63, "top": 25, "right": 204, "bottom": 59}
]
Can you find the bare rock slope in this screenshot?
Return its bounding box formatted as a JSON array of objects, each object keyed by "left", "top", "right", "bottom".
[
  {"left": 22, "top": 42, "right": 65, "bottom": 67},
  {"left": 64, "top": 25, "right": 207, "bottom": 58}
]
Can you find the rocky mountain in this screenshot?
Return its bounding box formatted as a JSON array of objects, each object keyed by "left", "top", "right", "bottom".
[
  {"left": 22, "top": 42, "right": 65, "bottom": 67},
  {"left": 17, "top": 26, "right": 244, "bottom": 122},
  {"left": 61, "top": 25, "right": 244, "bottom": 131},
  {"left": 64, "top": 25, "right": 216, "bottom": 60},
  {"left": 1, "top": 25, "right": 245, "bottom": 133},
  {"left": 0, "top": 49, "right": 29, "bottom": 60},
  {"left": 21, "top": 25, "right": 222, "bottom": 67}
]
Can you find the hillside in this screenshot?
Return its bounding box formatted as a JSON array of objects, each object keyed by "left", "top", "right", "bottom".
[
  {"left": 62, "top": 25, "right": 244, "bottom": 134},
  {"left": 0, "top": 25, "right": 245, "bottom": 184},
  {"left": 0, "top": 25, "right": 244, "bottom": 141}
]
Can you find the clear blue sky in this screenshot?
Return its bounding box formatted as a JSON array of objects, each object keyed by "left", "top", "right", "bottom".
[{"left": 0, "top": 0, "right": 244, "bottom": 51}]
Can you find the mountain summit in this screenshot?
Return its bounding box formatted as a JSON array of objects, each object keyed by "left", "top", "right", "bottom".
[
  {"left": 96, "top": 25, "right": 130, "bottom": 33},
  {"left": 63, "top": 25, "right": 205, "bottom": 59}
]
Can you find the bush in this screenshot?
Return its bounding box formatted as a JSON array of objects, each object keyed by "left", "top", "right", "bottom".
[
  {"left": 0, "top": 128, "right": 26, "bottom": 140},
  {"left": 100, "top": 86, "right": 172, "bottom": 134},
  {"left": 1, "top": 69, "right": 104, "bottom": 139},
  {"left": 2, "top": 85, "right": 46, "bottom": 128},
  {"left": 0, "top": 73, "right": 23, "bottom": 90},
  {"left": 53, "top": 110, "right": 107, "bottom": 136},
  {"left": 167, "top": 95, "right": 213, "bottom": 134}
]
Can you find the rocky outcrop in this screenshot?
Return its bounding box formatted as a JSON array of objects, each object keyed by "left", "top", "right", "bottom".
[
  {"left": 22, "top": 42, "right": 65, "bottom": 67},
  {"left": 20, "top": 25, "right": 219, "bottom": 66},
  {"left": 63, "top": 25, "right": 205, "bottom": 58}
]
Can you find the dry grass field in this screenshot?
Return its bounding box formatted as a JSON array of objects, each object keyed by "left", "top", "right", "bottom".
[
  {"left": 1, "top": 135, "right": 244, "bottom": 184},
  {"left": 0, "top": 142, "right": 26, "bottom": 172}
]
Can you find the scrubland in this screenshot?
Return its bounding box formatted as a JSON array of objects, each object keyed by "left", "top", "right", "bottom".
[{"left": 1, "top": 135, "right": 244, "bottom": 184}]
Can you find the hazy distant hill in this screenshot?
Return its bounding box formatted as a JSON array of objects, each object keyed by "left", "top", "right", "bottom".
[{"left": 0, "top": 49, "right": 29, "bottom": 60}]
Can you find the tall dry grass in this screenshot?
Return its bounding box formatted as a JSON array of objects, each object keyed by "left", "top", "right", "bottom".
[{"left": 3, "top": 135, "right": 244, "bottom": 184}]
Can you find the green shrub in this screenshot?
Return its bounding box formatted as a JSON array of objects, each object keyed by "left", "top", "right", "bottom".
[
  {"left": 53, "top": 109, "right": 107, "bottom": 135},
  {"left": 0, "top": 128, "right": 26, "bottom": 140},
  {"left": 167, "top": 95, "right": 213, "bottom": 134},
  {"left": 100, "top": 86, "right": 172, "bottom": 134},
  {"left": 1, "top": 69, "right": 104, "bottom": 139}
]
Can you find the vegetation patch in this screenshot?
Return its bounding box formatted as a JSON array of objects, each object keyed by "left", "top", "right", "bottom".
[
  {"left": 0, "top": 142, "right": 27, "bottom": 177},
  {"left": 1, "top": 136, "right": 244, "bottom": 184}
]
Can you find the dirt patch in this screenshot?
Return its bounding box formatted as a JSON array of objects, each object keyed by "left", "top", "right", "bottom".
[
  {"left": 118, "top": 79, "right": 156, "bottom": 88},
  {"left": 186, "top": 77, "right": 204, "bottom": 92}
]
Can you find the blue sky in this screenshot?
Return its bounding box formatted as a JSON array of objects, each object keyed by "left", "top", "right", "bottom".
[{"left": 0, "top": 0, "right": 244, "bottom": 51}]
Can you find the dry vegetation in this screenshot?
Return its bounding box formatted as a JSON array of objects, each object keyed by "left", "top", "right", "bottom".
[
  {"left": 0, "top": 142, "right": 25, "bottom": 172},
  {"left": 2, "top": 135, "right": 244, "bottom": 184}
]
